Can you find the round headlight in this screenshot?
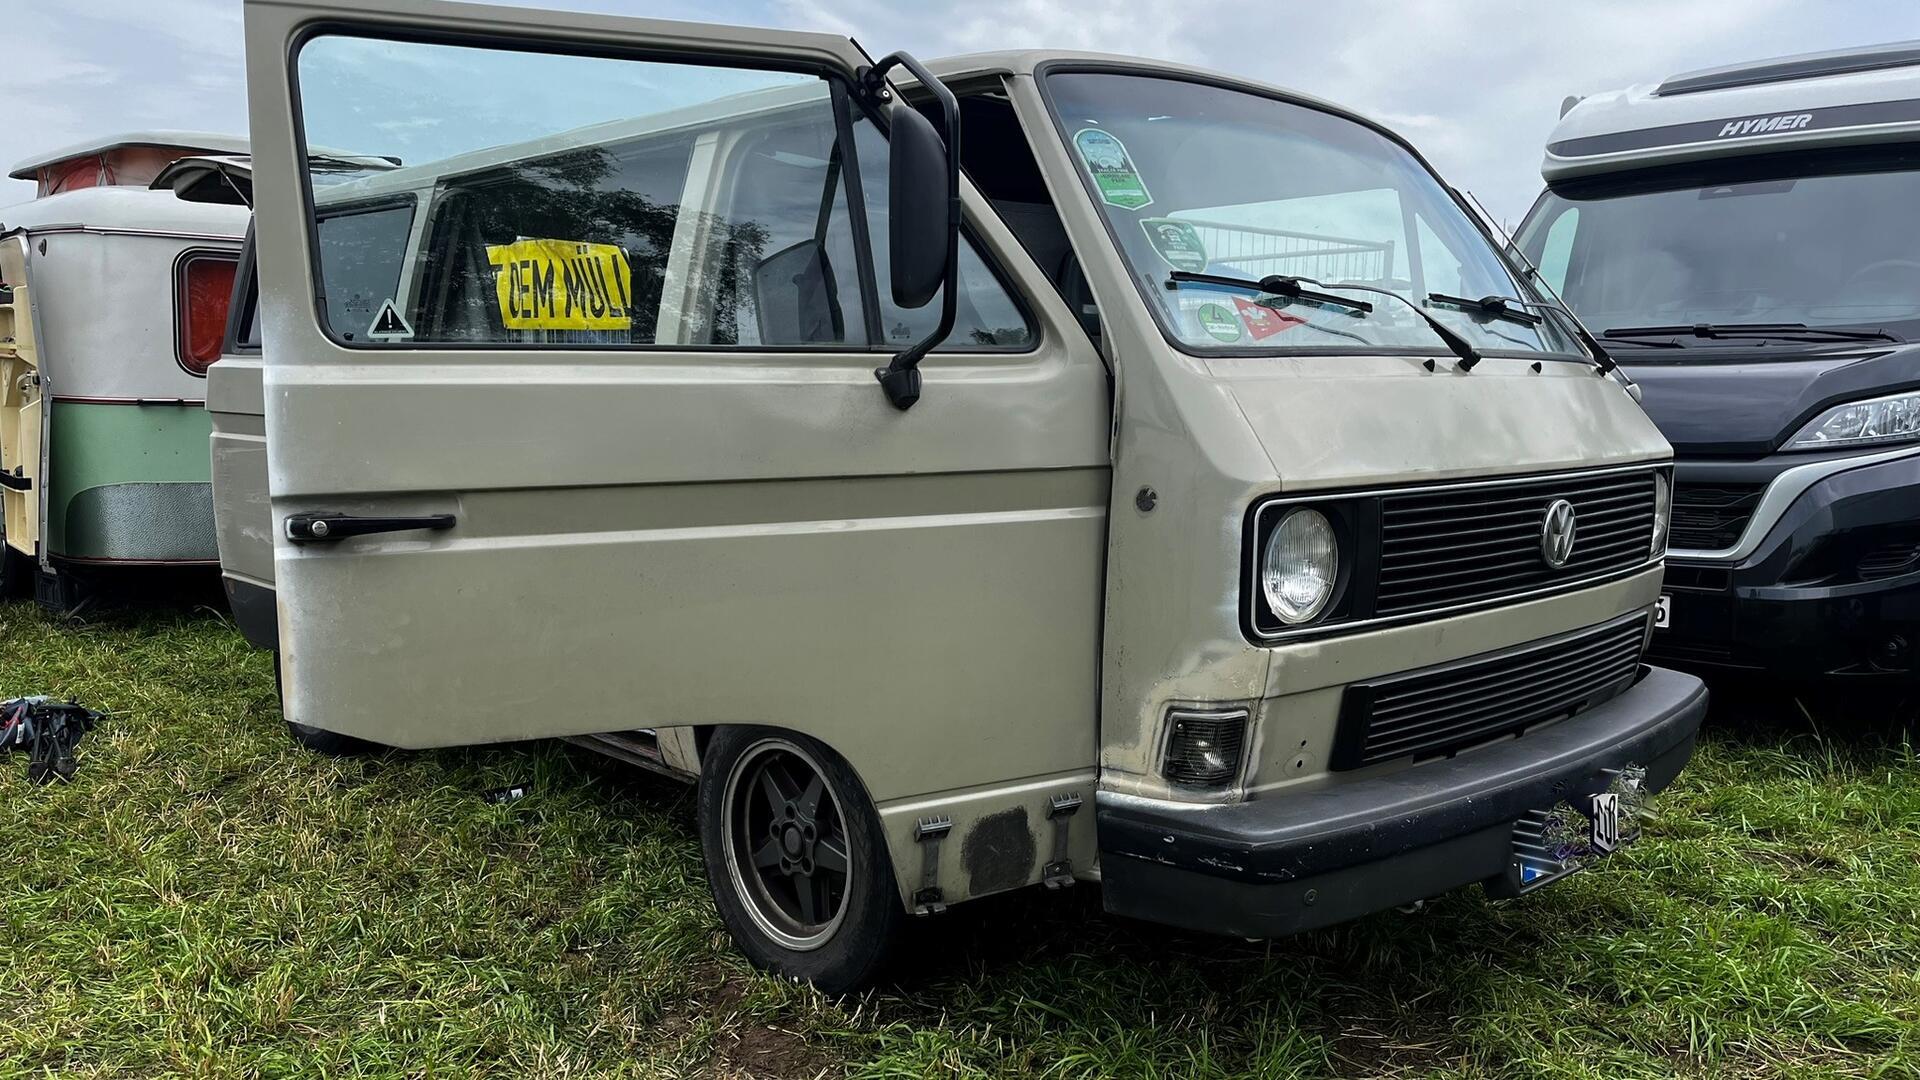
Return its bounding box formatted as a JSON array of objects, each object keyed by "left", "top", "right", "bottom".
[{"left": 1261, "top": 507, "right": 1338, "bottom": 624}]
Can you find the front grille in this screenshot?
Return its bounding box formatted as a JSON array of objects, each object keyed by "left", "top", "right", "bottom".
[
  {"left": 1331, "top": 614, "right": 1649, "bottom": 770},
  {"left": 1670, "top": 482, "right": 1764, "bottom": 551},
  {"left": 1374, "top": 471, "right": 1658, "bottom": 617}
]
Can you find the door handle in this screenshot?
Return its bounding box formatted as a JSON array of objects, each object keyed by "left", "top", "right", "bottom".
[{"left": 285, "top": 511, "right": 456, "bottom": 542}]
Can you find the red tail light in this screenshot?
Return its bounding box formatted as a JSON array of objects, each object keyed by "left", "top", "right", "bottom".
[{"left": 176, "top": 254, "right": 237, "bottom": 376}]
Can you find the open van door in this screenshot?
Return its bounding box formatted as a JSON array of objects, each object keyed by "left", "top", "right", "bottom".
[
  {"left": 0, "top": 234, "right": 48, "bottom": 592},
  {"left": 245, "top": 0, "right": 1110, "bottom": 969}
]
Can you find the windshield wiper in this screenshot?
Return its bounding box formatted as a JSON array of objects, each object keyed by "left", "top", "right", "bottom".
[
  {"left": 1603, "top": 322, "right": 1905, "bottom": 345},
  {"left": 1167, "top": 271, "right": 1372, "bottom": 313},
  {"left": 1168, "top": 271, "right": 1485, "bottom": 370},
  {"left": 1595, "top": 335, "right": 1685, "bottom": 350},
  {"left": 1426, "top": 292, "right": 1543, "bottom": 327}
]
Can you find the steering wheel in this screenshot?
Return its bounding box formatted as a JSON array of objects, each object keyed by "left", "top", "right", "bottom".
[{"left": 1843, "top": 259, "right": 1920, "bottom": 293}]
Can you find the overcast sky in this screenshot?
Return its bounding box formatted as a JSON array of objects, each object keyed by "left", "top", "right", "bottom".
[{"left": 4, "top": 0, "right": 1916, "bottom": 221}]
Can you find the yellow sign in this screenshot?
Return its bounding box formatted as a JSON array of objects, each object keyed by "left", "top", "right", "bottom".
[{"left": 486, "top": 238, "right": 633, "bottom": 331}]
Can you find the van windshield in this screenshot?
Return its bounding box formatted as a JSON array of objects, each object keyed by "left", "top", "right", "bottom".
[
  {"left": 1517, "top": 151, "right": 1920, "bottom": 349},
  {"left": 1044, "top": 71, "right": 1580, "bottom": 356}
]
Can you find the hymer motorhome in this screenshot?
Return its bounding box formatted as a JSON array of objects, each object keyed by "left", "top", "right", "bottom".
[
  {"left": 231, "top": 0, "right": 1706, "bottom": 989},
  {"left": 0, "top": 134, "right": 249, "bottom": 609},
  {"left": 1519, "top": 43, "right": 1920, "bottom": 686}
]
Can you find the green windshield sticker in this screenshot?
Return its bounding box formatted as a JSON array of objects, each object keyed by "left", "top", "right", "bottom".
[
  {"left": 1196, "top": 302, "right": 1242, "bottom": 343},
  {"left": 1141, "top": 218, "right": 1208, "bottom": 272},
  {"left": 1073, "top": 128, "right": 1152, "bottom": 210}
]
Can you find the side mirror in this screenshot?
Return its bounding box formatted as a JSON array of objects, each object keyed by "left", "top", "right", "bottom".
[
  {"left": 860, "top": 52, "right": 959, "bottom": 411},
  {"left": 888, "top": 105, "right": 949, "bottom": 309}
]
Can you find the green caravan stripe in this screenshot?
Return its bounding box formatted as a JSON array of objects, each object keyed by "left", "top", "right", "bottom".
[{"left": 47, "top": 401, "right": 214, "bottom": 557}]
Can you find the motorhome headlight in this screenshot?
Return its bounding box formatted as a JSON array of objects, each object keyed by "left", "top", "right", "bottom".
[
  {"left": 1261, "top": 507, "right": 1338, "bottom": 624},
  {"left": 1785, "top": 391, "right": 1920, "bottom": 451},
  {"left": 1652, "top": 472, "right": 1671, "bottom": 557}
]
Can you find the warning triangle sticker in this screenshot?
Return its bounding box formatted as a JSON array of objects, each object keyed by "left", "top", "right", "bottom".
[{"left": 366, "top": 299, "right": 414, "bottom": 341}]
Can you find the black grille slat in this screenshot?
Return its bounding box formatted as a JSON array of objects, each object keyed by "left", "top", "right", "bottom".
[
  {"left": 1364, "top": 650, "right": 1644, "bottom": 750},
  {"left": 1669, "top": 482, "right": 1764, "bottom": 550},
  {"left": 1333, "top": 616, "right": 1649, "bottom": 770},
  {"left": 1370, "top": 640, "right": 1645, "bottom": 720},
  {"left": 1381, "top": 520, "right": 1655, "bottom": 579},
  {"left": 1373, "top": 471, "right": 1658, "bottom": 617},
  {"left": 1385, "top": 485, "right": 1651, "bottom": 527}
]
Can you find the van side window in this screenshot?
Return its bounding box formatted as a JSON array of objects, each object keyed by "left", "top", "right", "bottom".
[
  {"left": 315, "top": 202, "right": 415, "bottom": 341},
  {"left": 294, "top": 36, "right": 1033, "bottom": 353}
]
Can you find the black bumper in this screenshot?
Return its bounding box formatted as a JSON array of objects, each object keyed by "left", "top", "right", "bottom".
[
  {"left": 1659, "top": 452, "right": 1920, "bottom": 681},
  {"left": 1097, "top": 665, "right": 1707, "bottom": 939}
]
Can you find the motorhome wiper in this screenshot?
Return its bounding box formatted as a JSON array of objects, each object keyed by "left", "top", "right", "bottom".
[
  {"left": 1166, "top": 271, "right": 1372, "bottom": 313},
  {"left": 1594, "top": 335, "right": 1685, "bottom": 350},
  {"left": 1167, "top": 272, "right": 1484, "bottom": 369},
  {"left": 1603, "top": 322, "right": 1905, "bottom": 345}
]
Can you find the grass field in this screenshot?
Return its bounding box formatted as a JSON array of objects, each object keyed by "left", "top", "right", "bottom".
[{"left": 2, "top": 597, "right": 1918, "bottom": 1079}]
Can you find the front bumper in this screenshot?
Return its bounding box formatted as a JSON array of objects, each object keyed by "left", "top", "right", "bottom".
[
  {"left": 1096, "top": 665, "right": 1707, "bottom": 939},
  {"left": 1658, "top": 450, "right": 1920, "bottom": 680}
]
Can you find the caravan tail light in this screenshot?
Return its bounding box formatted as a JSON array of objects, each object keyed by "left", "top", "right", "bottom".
[{"left": 176, "top": 253, "right": 238, "bottom": 376}]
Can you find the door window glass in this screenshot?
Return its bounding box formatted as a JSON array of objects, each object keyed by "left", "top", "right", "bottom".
[{"left": 294, "top": 35, "right": 1031, "bottom": 353}]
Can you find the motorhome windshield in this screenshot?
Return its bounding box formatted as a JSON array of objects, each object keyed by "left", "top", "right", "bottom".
[
  {"left": 1045, "top": 71, "right": 1579, "bottom": 357},
  {"left": 1518, "top": 152, "right": 1920, "bottom": 349}
]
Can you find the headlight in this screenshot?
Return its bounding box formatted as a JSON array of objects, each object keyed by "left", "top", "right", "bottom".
[
  {"left": 1651, "top": 472, "right": 1671, "bottom": 557},
  {"left": 1784, "top": 391, "right": 1920, "bottom": 451},
  {"left": 1261, "top": 507, "right": 1338, "bottom": 624}
]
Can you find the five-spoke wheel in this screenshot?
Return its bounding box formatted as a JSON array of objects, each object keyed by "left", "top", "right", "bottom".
[{"left": 699, "top": 726, "right": 902, "bottom": 991}]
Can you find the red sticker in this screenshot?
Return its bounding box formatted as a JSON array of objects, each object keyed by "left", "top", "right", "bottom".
[{"left": 1232, "top": 295, "right": 1307, "bottom": 339}]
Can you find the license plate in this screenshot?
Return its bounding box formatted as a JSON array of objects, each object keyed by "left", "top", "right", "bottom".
[
  {"left": 1589, "top": 792, "right": 1622, "bottom": 854},
  {"left": 1510, "top": 767, "right": 1648, "bottom": 893},
  {"left": 1653, "top": 594, "right": 1671, "bottom": 630}
]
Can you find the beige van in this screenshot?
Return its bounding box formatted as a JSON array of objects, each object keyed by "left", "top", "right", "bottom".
[{"left": 233, "top": 0, "right": 1706, "bottom": 989}]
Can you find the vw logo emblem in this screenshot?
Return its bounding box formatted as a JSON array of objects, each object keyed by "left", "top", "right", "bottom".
[{"left": 1540, "top": 499, "right": 1578, "bottom": 568}]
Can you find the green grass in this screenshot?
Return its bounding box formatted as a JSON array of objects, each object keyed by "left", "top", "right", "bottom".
[{"left": 2, "top": 598, "right": 1918, "bottom": 1079}]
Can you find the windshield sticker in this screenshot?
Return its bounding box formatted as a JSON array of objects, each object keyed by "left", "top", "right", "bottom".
[
  {"left": 1141, "top": 218, "right": 1208, "bottom": 272},
  {"left": 1232, "top": 295, "right": 1307, "bottom": 340},
  {"left": 365, "top": 298, "right": 414, "bottom": 341},
  {"left": 1073, "top": 128, "right": 1152, "bottom": 210},
  {"left": 1195, "top": 302, "right": 1243, "bottom": 343},
  {"left": 486, "top": 237, "right": 633, "bottom": 331}
]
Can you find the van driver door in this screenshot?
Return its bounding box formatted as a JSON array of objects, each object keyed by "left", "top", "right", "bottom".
[{"left": 243, "top": 0, "right": 1111, "bottom": 808}]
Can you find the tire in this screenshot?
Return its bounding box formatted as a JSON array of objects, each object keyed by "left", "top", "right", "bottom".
[
  {"left": 0, "top": 542, "right": 27, "bottom": 600},
  {"left": 698, "top": 726, "right": 904, "bottom": 992},
  {"left": 274, "top": 653, "right": 373, "bottom": 756},
  {"left": 285, "top": 720, "right": 375, "bottom": 756}
]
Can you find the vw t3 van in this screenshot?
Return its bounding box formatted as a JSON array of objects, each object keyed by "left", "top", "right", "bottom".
[
  {"left": 1518, "top": 43, "right": 1920, "bottom": 685},
  {"left": 238, "top": 0, "right": 1706, "bottom": 989},
  {"left": 0, "top": 134, "right": 250, "bottom": 609}
]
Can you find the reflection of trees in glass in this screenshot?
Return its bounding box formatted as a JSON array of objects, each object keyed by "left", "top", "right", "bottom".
[{"left": 439, "top": 143, "right": 759, "bottom": 345}]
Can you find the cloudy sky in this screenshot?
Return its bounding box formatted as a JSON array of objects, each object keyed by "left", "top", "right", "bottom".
[{"left": 4, "top": 0, "right": 1916, "bottom": 221}]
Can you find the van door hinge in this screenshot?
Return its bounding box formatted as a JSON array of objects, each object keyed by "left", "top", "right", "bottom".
[
  {"left": 911, "top": 816, "right": 952, "bottom": 915},
  {"left": 1042, "top": 792, "right": 1082, "bottom": 889}
]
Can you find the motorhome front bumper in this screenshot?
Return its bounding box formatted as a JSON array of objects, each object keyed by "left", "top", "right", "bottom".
[
  {"left": 1659, "top": 450, "right": 1920, "bottom": 680},
  {"left": 1095, "top": 664, "right": 1707, "bottom": 939}
]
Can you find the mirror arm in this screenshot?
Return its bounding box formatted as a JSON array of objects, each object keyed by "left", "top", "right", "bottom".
[{"left": 858, "top": 51, "right": 960, "bottom": 411}]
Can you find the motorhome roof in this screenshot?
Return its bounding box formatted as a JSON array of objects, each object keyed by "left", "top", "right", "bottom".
[
  {"left": 9, "top": 131, "right": 250, "bottom": 180},
  {"left": 1542, "top": 42, "right": 1920, "bottom": 184}
]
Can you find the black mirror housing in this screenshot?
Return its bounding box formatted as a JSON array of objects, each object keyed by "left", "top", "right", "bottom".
[
  {"left": 888, "top": 105, "right": 949, "bottom": 309},
  {"left": 859, "top": 51, "right": 960, "bottom": 411}
]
